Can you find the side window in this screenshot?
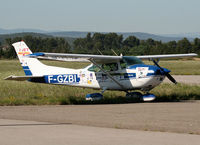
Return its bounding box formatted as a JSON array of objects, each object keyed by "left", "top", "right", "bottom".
[
  {"left": 88, "top": 63, "right": 119, "bottom": 72},
  {"left": 102, "top": 63, "right": 118, "bottom": 71}
]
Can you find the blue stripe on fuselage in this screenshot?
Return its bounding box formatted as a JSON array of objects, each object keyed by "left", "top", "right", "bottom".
[
  {"left": 22, "top": 66, "right": 32, "bottom": 76},
  {"left": 124, "top": 73, "right": 136, "bottom": 78},
  {"left": 24, "top": 69, "right": 32, "bottom": 76},
  {"left": 22, "top": 66, "right": 29, "bottom": 69},
  {"left": 123, "top": 73, "right": 155, "bottom": 79}
]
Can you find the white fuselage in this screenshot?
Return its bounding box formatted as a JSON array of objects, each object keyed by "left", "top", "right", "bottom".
[{"left": 34, "top": 64, "right": 165, "bottom": 92}]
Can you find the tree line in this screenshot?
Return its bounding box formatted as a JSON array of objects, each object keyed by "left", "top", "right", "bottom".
[
  {"left": 73, "top": 33, "right": 200, "bottom": 56},
  {"left": 0, "top": 33, "right": 200, "bottom": 58}
]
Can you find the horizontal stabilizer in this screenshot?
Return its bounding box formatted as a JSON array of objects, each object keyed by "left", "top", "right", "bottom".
[
  {"left": 4, "top": 75, "right": 44, "bottom": 81},
  {"left": 27, "top": 52, "right": 45, "bottom": 57}
]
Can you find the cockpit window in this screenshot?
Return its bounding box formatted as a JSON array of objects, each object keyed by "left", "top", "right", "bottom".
[
  {"left": 88, "top": 56, "right": 143, "bottom": 72},
  {"left": 121, "top": 56, "right": 143, "bottom": 68},
  {"left": 88, "top": 63, "right": 119, "bottom": 72}
]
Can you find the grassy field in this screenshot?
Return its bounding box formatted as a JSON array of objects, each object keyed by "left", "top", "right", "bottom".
[{"left": 0, "top": 59, "right": 200, "bottom": 105}]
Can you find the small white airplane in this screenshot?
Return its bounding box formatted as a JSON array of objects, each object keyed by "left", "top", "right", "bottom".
[{"left": 5, "top": 41, "right": 197, "bottom": 101}]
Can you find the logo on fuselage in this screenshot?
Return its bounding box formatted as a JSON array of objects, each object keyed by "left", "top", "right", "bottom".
[{"left": 18, "top": 48, "right": 31, "bottom": 56}]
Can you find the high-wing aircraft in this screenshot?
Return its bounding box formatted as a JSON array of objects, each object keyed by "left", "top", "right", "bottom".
[{"left": 5, "top": 41, "right": 198, "bottom": 101}]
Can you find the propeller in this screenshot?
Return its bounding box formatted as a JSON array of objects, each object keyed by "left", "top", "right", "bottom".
[{"left": 153, "top": 60, "right": 177, "bottom": 84}]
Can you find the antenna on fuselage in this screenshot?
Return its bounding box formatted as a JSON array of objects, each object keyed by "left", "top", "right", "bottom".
[
  {"left": 111, "top": 49, "right": 118, "bottom": 56},
  {"left": 97, "top": 49, "right": 103, "bottom": 55}
]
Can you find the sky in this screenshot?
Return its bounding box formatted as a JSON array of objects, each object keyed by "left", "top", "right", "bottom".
[{"left": 0, "top": 0, "right": 200, "bottom": 34}]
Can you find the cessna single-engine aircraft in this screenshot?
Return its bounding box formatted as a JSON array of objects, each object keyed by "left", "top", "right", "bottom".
[{"left": 5, "top": 41, "right": 197, "bottom": 101}]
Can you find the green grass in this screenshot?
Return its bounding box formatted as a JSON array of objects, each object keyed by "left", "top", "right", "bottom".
[
  {"left": 0, "top": 59, "right": 200, "bottom": 105},
  {"left": 152, "top": 83, "right": 200, "bottom": 101}
]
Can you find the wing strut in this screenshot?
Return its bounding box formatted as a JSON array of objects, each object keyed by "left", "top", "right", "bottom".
[{"left": 89, "top": 58, "right": 126, "bottom": 91}]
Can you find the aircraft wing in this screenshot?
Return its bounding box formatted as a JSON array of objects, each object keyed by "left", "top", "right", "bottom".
[
  {"left": 28, "top": 52, "right": 122, "bottom": 63},
  {"left": 4, "top": 75, "right": 44, "bottom": 81},
  {"left": 27, "top": 52, "right": 197, "bottom": 63},
  {"left": 136, "top": 53, "right": 198, "bottom": 60}
]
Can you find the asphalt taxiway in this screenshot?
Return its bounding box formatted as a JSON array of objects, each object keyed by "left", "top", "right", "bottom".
[
  {"left": 164, "top": 75, "right": 200, "bottom": 84},
  {"left": 0, "top": 119, "right": 200, "bottom": 145},
  {"left": 0, "top": 102, "right": 200, "bottom": 144}
]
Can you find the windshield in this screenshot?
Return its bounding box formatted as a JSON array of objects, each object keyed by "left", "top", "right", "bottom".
[{"left": 121, "top": 56, "right": 143, "bottom": 68}]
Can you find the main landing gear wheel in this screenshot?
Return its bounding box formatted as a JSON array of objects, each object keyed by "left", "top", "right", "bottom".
[
  {"left": 85, "top": 87, "right": 107, "bottom": 101},
  {"left": 85, "top": 93, "right": 103, "bottom": 101},
  {"left": 126, "top": 92, "right": 156, "bottom": 102}
]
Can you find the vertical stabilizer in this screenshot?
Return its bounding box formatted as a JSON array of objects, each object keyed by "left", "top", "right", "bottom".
[{"left": 12, "top": 41, "right": 46, "bottom": 76}]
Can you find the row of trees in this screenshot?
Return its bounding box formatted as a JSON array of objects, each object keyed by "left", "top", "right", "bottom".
[
  {"left": 73, "top": 33, "right": 200, "bottom": 56},
  {"left": 0, "top": 33, "right": 200, "bottom": 58}
]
